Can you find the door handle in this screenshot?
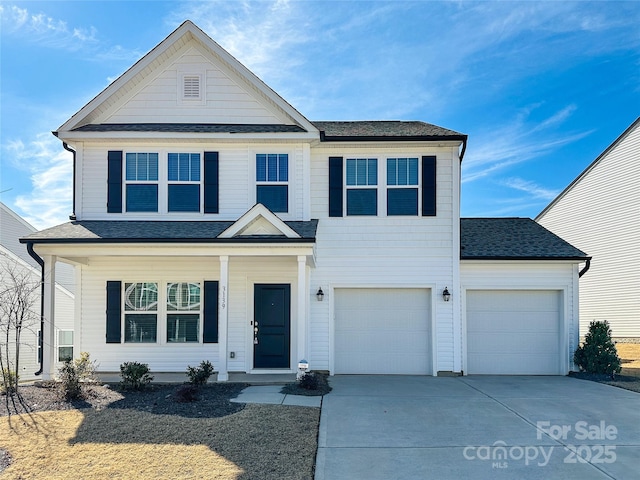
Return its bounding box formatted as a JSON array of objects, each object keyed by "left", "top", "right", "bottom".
[{"left": 254, "top": 324, "right": 259, "bottom": 345}]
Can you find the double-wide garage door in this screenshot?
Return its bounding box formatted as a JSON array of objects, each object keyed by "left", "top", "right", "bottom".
[
  {"left": 334, "top": 288, "right": 431, "bottom": 374},
  {"left": 466, "top": 290, "right": 562, "bottom": 375}
]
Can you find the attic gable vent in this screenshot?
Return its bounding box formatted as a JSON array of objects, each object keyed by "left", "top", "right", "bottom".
[{"left": 183, "top": 75, "right": 201, "bottom": 99}]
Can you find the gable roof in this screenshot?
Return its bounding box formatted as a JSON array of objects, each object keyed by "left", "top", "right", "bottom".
[
  {"left": 19, "top": 220, "right": 318, "bottom": 244},
  {"left": 536, "top": 117, "right": 640, "bottom": 221},
  {"left": 313, "top": 121, "right": 466, "bottom": 141},
  {"left": 460, "top": 218, "right": 589, "bottom": 260},
  {"left": 219, "top": 204, "right": 300, "bottom": 238},
  {"left": 56, "top": 20, "right": 318, "bottom": 139}
]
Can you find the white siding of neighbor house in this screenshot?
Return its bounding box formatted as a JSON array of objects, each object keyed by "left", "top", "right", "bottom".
[
  {"left": 461, "top": 261, "right": 580, "bottom": 371},
  {"left": 101, "top": 45, "right": 289, "bottom": 125},
  {"left": 77, "top": 142, "right": 307, "bottom": 221},
  {"left": 308, "top": 144, "right": 460, "bottom": 373},
  {"left": 537, "top": 122, "right": 640, "bottom": 338}
]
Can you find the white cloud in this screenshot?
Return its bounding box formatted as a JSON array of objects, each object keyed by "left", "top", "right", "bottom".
[
  {"left": 501, "top": 178, "right": 559, "bottom": 201},
  {"left": 6, "top": 134, "right": 72, "bottom": 229}
]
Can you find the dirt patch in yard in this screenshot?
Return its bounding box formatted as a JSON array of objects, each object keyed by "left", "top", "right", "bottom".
[
  {"left": 1, "top": 383, "right": 320, "bottom": 479},
  {"left": 570, "top": 343, "right": 640, "bottom": 393}
]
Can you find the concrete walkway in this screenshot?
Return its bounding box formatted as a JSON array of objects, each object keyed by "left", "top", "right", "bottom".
[
  {"left": 231, "top": 385, "right": 322, "bottom": 407},
  {"left": 315, "top": 376, "right": 640, "bottom": 480}
]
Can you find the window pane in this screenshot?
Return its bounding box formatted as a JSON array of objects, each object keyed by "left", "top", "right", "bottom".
[
  {"left": 137, "top": 153, "right": 148, "bottom": 181},
  {"left": 168, "top": 184, "right": 200, "bottom": 212},
  {"left": 126, "top": 153, "right": 137, "bottom": 181},
  {"left": 167, "top": 282, "right": 201, "bottom": 311},
  {"left": 126, "top": 184, "right": 158, "bottom": 212},
  {"left": 408, "top": 158, "right": 418, "bottom": 185},
  {"left": 58, "top": 347, "right": 73, "bottom": 362},
  {"left": 267, "top": 154, "right": 278, "bottom": 181},
  {"left": 124, "top": 314, "right": 157, "bottom": 343},
  {"left": 397, "top": 158, "right": 408, "bottom": 185},
  {"left": 356, "top": 159, "right": 367, "bottom": 185},
  {"left": 388, "top": 188, "right": 418, "bottom": 216},
  {"left": 346, "top": 159, "right": 357, "bottom": 186},
  {"left": 167, "top": 314, "right": 199, "bottom": 342},
  {"left": 278, "top": 154, "right": 288, "bottom": 181},
  {"left": 148, "top": 153, "right": 158, "bottom": 181},
  {"left": 367, "top": 159, "right": 378, "bottom": 185},
  {"left": 387, "top": 159, "right": 397, "bottom": 186},
  {"left": 347, "top": 189, "right": 377, "bottom": 215},
  {"left": 58, "top": 331, "right": 73, "bottom": 345},
  {"left": 257, "top": 185, "right": 288, "bottom": 212},
  {"left": 124, "top": 283, "right": 158, "bottom": 311},
  {"left": 191, "top": 154, "right": 201, "bottom": 181},
  {"left": 168, "top": 153, "right": 179, "bottom": 181},
  {"left": 179, "top": 153, "right": 190, "bottom": 181},
  {"left": 256, "top": 154, "right": 267, "bottom": 182}
]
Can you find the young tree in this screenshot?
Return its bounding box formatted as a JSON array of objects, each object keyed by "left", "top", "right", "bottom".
[
  {"left": 574, "top": 320, "right": 622, "bottom": 377},
  {"left": 0, "top": 253, "right": 41, "bottom": 396}
]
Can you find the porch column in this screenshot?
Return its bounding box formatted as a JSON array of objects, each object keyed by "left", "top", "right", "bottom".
[
  {"left": 42, "top": 255, "right": 56, "bottom": 380},
  {"left": 218, "top": 256, "right": 229, "bottom": 381},
  {"left": 297, "top": 256, "right": 307, "bottom": 364}
]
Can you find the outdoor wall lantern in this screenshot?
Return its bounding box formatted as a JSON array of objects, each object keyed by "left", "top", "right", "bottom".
[
  {"left": 442, "top": 287, "right": 451, "bottom": 302},
  {"left": 316, "top": 287, "right": 325, "bottom": 302}
]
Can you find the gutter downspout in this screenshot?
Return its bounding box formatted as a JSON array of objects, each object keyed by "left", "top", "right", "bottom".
[
  {"left": 578, "top": 258, "right": 591, "bottom": 278},
  {"left": 459, "top": 135, "right": 468, "bottom": 162},
  {"left": 63, "top": 142, "right": 77, "bottom": 221},
  {"left": 26, "top": 242, "right": 45, "bottom": 376}
]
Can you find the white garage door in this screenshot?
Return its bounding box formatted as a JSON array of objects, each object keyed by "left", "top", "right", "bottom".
[
  {"left": 466, "top": 290, "right": 562, "bottom": 375},
  {"left": 334, "top": 288, "right": 431, "bottom": 374}
]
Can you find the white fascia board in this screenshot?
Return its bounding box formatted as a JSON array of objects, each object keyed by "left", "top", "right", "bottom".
[
  {"left": 219, "top": 203, "right": 300, "bottom": 239},
  {"left": 55, "top": 131, "right": 320, "bottom": 142}
]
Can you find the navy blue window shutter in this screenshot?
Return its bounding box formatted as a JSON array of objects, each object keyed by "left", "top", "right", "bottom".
[
  {"left": 106, "top": 281, "right": 122, "bottom": 343},
  {"left": 204, "top": 151, "right": 219, "bottom": 214},
  {"left": 107, "top": 151, "right": 123, "bottom": 213},
  {"left": 329, "top": 156, "right": 343, "bottom": 217},
  {"left": 422, "top": 156, "right": 436, "bottom": 216},
  {"left": 203, "top": 281, "right": 219, "bottom": 343}
]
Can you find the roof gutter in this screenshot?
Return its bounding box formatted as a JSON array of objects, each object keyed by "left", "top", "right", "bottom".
[
  {"left": 62, "top": 141, "right": 77, "bottom": 221},
  {"left": 26, "top": 242, "right": 45, "bottom": 376},
  {"left": 579, "top": 257, "right": 591, "bottom": 278}
]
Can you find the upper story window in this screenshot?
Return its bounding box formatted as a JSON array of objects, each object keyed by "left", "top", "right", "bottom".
[
  {"left": 125, "top": 153, "right": 158, "bottom": 212},
  {"left": 387, "top": 158, "right": 419, "bottom": 216},
  {"left": 256, "top": 153, "right": 288, "bottom": 212},
  {"left": 168, "top": 153, "right": 201, "bottom": 212},
  {"left": 346, "top": 158, "right": 377, "bottom": 216}
]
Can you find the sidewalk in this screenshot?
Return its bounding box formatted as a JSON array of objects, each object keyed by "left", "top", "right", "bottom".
[{"left": 231, "top": 385, "right": 322, "bottom": 407}]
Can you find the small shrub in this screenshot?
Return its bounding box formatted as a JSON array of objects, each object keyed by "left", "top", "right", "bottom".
[
  {"left": 298, "top": 372, "right": 319, "bottom": 390},
  {"left": 574, "top": 320, "right": 622, "bottom": 376},
  {"left": 120, "top": 361, "right": 153, "bottom": 390},
  {"left": 1, "top": 369, "right": 18, "bottom": 395},
  {"left": 186, "top": 360, "right": 215, "bottom": 385},
  {"left": 57, "top": 352, "right": 98, "bottom": 400},
  {"left": 174, "top": 384, "right": 199, "bottom": 403}
]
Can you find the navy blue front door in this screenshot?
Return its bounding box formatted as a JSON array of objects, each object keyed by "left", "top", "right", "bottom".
[{"left": 254, "top": 284, "right": 291, "bottom": 369}]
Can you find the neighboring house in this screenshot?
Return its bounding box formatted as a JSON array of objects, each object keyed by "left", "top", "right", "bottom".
[
  {"left": 537, "top": 117, "right": 640, "bottom": 340},
  {"left": 1, "top": 202, "right": 75, "bottom": 381},
  {"left": 20, "top": 21, "right": 588, "bottom": 379}
]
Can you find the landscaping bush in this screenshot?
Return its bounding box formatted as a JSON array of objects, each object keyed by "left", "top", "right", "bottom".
[
  {"left": 120, "top": 361, "right": 153, "bottom": 390},
  {"left": 1, "top": 369, "right": 17, "bottom": 395},
  {"left": 57, "top": 352, "right": 98, "bottom": 400},
  {"left": 186, "top": 360, "right": 215, "bottom": 385},
  {"left": 298, "top": 372, "right": 319, "bottom": 390},
  {"left": 574, "top": 320, "right": 622, "bottom": 376},
  {"left": 173, "top": 384, "right": 200, "bottom": 403}
]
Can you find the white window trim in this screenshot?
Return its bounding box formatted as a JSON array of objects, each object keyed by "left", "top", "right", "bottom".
[
  {"left": 250, "top": 150, "right": 294, "bottom": 218},
  {"left": 386, "top": 157, "right": 421, "bottom": 217},
  {"left": 167, "top": 152, "right": 204, "bottom": 214},
  {"left": 123, "top": 152, "right": 160, "bottom": 214},
  {"left": 57, "top": 330, "right": 74, "bottom": 362},
  {"left": 345, "top": 157, "right": 379, "bottom": 216}
]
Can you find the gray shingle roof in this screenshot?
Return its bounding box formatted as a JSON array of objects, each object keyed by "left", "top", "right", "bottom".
[
  {"left": 70, "top": 123, "right": 307, "bottom": 133},
  {"left": 461, "top": 218, "right": 589, "bottom": 260},
  {"left": 312, "top": 121, "right": 466, "bottom": 140},
  {"left": 20, "top": 220, "right": 318, "bottom": 244}
]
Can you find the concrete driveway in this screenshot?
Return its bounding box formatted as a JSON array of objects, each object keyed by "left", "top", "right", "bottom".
[{"left": 315, "top": 376, "right": 640, "bottom": 479}]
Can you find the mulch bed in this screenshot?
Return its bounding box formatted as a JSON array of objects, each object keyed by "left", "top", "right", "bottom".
[{"left": 568, "top": 371, "right": 640, "bottom": 393}]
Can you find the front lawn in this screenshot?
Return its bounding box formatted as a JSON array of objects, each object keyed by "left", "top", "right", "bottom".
[{"left": 1, "top": 383, "right": 320, "bottom": 479}]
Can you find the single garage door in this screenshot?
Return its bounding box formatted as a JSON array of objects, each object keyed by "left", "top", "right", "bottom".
[
  {"left": 466, "top": 290, "right": 562, "bottom": 375},
  {"left": 334, "top": 288, "right": 431, "bottom": 374}
]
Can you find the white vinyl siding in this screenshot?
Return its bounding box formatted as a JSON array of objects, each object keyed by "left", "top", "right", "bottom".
[
  {"left": 537, "top": 122, "right": 640, "bottom": 338},
  {"left": 334, "top": 288, "right": 431, "bottom": 374}
]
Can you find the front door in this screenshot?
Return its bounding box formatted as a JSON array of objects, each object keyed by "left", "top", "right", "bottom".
[{"left": 253, "top": 284, "right": 291, "bottom": 369}]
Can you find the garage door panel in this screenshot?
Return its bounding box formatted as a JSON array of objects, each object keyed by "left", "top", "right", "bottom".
[
  {"left": 335, "top": 288, "right": 431, "bottom": 375},
  {"left": 466, "top": 290, "right": 562, "bottom": 375}
]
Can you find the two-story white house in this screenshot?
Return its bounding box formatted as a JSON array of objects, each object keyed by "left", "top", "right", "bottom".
[{"left": 20, "top": 21, "right": 588, "bottom": 380}]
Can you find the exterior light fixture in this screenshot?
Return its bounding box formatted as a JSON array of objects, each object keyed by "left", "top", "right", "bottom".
[
  {"left": 443, "top": 287, "right": 451, "bottom": 302},
  {"left": 316, "top": 287, "right": 324, "bottom": 302}
]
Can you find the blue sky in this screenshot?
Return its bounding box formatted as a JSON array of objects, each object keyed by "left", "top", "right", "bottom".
[{"left": 1, "top": 0, "right": 638, "bottom": 229}]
